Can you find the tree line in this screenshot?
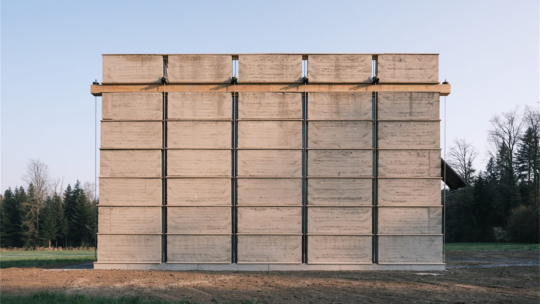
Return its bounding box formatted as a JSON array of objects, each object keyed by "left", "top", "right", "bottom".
[
  {"left": 446, "top": 105, "right": 539, "bottom": 243},
  {"left": 0, "top": 160, "right": 96, "bottom": 248}
]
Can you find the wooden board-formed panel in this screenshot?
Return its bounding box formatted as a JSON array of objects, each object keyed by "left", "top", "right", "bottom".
[
  {"left": 309, "top": 55, "right": 372, "bottom": 83},
  {"left": 237, "top": 150, "right": 302, "bottom": 177},
  {"left": 308, "top": 92, "right": 372, "bottom": 120},
  {"left": 238, "top": 55, "right": 302, "bottom": 83},
  {"left": 308, "top": 236, "right": 372, "bottom": 263},
  {"left": 167, "top": 235, "right": 230, "bottom": 263},
  {"left": 379, "top": 207, "right": 442, "bottom": 234},
  {"left": 379, "top": 122, "right": 439, "bottom": 149},
  {"left": 98, "top": 235, "right": 161, "bottom": 262},
  {"left": 168, "top": 150, "right": 231, "bottom": 177},
  {"left": 308, "top": 150, "right": 372, "bottom": 177},
  {"left": 238, "top": 121, "right": 302, "bottom": 149},
  {"left": 103, "top": 55, "right": 163, "bottom": 84},
  {"left": 101, "top": 150, "right": 161, "bottom": 177},
  {"left": 168, "top": 92, "right": 231, "bottom": 119},
  {"left": 237, "top": 179, "right": 302, "bottom": 206},
  {"left": 238, "top": 92, "right": 302, "bottom": 119},
  {"left": 101, "top": 122, "right": 162, "bottom": 148},
  {"left": 377, "top": 54, "right": 439, "bottom": 83},
  {"left": 238, "top": 207, "right": 302, "bottom": 233},
  {"left": 378, "top": 92, "right": 439, "bottom": 120},
  {"left": 100, "top": 179, "right": 162, "bottom": 206},
  {"left": 308, "top": 179, "right": 372, "bottom": 206},
  {"left": 168, "top": 207, "right": 231, "bottom": 234},
  {"left": 102, "top": 93, "right": 162, "bottom": 120},
  {"left": 378, "top": 236, "right": 443, "bottom": 263},
  {"left": 237, "top": 235, "right": 301, "bottom": 263},
  {"left": 308, "top": 121, "right": 372, "bottom": 149},
  {"left": 308, "top": 207, "right": 371, "bottom": 234},
  {"left": 378, "top": 150, "right": 440, "bottom": 178},
  {"left": 167, "top": 55, "right": 232, "bottom": 83},
  {"left": 167, "top": 179, "right": 231, "bottom": 206},
  {"left": 378, "top": 179, "right": 441, "bottom": 206},
  {"left": 99, "top": 207, "right": 161, "bottom": 234},
  {"left": 168, "top": 121, "right": 231, "bottom": 149}
]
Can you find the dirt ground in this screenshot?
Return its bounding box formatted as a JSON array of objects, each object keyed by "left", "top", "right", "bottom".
[{"left": 1, "top": 251, "right": 539, "bottom": 304}]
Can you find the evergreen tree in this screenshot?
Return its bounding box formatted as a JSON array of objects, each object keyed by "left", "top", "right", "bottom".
[
  {"left": 22, "top": 184, "right": 42, "bottom": 247},
  {"left": 41, "top": 196, "right": 58, "bottom": 248},
  {"left": 1, "top": 188, "right": 24, "bottom": 248},
  {"left": 64, "top": 181, "right": 92, "bottom": 247}
]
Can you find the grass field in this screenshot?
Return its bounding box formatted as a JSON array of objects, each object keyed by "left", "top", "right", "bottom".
[
  {"left": 0, "top": 292, "right": 258, "bottom": 304},
  {"left": 0, "top": 250, "right": 95, "bottom": 268},
  {"left": 444, "top": 243, "right": 540, "bottom": 251}
]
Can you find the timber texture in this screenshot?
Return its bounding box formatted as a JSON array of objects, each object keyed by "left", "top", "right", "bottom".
[{"left": 95, "top": 53, "right": 448, "bottom": 271}]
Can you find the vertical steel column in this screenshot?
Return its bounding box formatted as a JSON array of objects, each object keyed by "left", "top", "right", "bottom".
[
  {"left": 162, "top": 91, "right": 168, "bottom": 263},
  {"left": 302, "top": 92, "right": 308, "bottom": 264},
  {"left": 232, "top": 92, "right": 238, "bottom": 264},
  {"left": 372, "top": 92, "right": 378, "bottom": 264}
]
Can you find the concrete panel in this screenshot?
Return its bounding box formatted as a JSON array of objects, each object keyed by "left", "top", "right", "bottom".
[
  {"left": 238, "top": 92, "right": 302, "bottom": 119},
  {"left": 100, "top": 179, "right": 162, "bottom": 206},
  {"left": 309, "top": 54, "right": 372, "bottom": 83},
  {"left": 167, "top": 179, "right": 231, "bottom": 206},
  {"left": 308, "top": 121, "right": 372, "bottom": 149},
  {"left": 99, "top": 207, "right": 161, "bottom": 234},
  {"left": 237, "top": 150, "right": 302, "bottom": 177},
  {"left": 308, "top": 179, "right": 372, "bottom": 206},
  {"left": 168, "top": 207, "right": 231, "bottom": 233},
  {"left": 168, "top": 150, "right": 231, "bottom": 177},
  {"left": 378, "top": 150, "right": 440, "bottom": 178},
  {"left": 238, "top": 121, "right": 302, "bottom": 149},
  {"left": 237, "top": 235, "right": 302, "bottom": 263},
  {"left": 168, "top": 92, "right": 231, "bottom": 119},
  {"left": 379, "top": 207, "right": 442, "bottom": 234},
  {"left": 167, "top": 235, "right": 231, "bottom": 263},
  {"left": 377, "top": 54, "right": 438, "bottom": 83},
  {"left": 100, "top": 150, "right": 161, "bottom": 177},
  {"left": 102, "top": 93, "right": 162, "bottom": 120},
  {"left": 379, "top": 122, "right": 439, "bottom": 149},
  {"left": 378, "top": 179, "right": 441, "bottom": 206},
  {"left": 103, "top": 55, "right": 163, "bottom": 84},
  {"left": 378, "top": 236, "right": 443, "bottom": 263},
  {"left": 238, "top": 55, "right": 302, "bottom": 83},
  {"left": 308, "top": 150, "right": 372, "bottom": 177},
  {"left": 237, "top": 179, "right": 302, "bottom": 206},
  {"left": 167, "top": 121, "right": 231, "bottom": 149},
  {"left": 101, "top": 122, "right": 162, "bottom": 148},
  {"left": 98, "top": 235, "right": 161, "bottom": 262},
  {"left": 378, "top": 92, "right": 439, "bottom": 120},
  {"left": 308, "top": 92, "right": 372, "bottom": 120},
  {"left": 168, "top": 54, "right": 232, "bottom": 83},
  {"left": 308, "top": 236, "right": 372, "bottom": 264},
  {"left": 238, "top": 207, "right": 302, "bottom": 233},
  {"left": 308, "top": 207, "right": 371, "bottom": 234}
]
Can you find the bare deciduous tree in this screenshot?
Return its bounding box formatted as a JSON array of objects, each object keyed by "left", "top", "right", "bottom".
[
  {"left": 83, "top": 181, "right": 96, "bottom": 203},
  {"left": 22, "top": 159, "right": 51, "bottom": 231},
  {"left": 448, "top": 138, "right": 478, "bottom": 184},
  {"left": 488, "top": 107, "right": 524, "bottom": 169}
]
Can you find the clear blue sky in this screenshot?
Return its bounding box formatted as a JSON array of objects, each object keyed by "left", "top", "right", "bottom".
[{"left": 1, "top": 0, "right": 539, "bottom": 193}]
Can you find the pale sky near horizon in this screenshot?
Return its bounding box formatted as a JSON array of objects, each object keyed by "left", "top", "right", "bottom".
[{"left": 1, "top": 0, "right": 539, "bottom": 193}]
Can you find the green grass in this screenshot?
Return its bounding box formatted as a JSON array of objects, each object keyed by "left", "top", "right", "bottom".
[
  {"left": 445, "top": 243, "right": 540, "bottom": 251},
  {"left": 0, "top": 292, "right": 257, "bottom": 304},
  {"left": 0, "top": 250, "right": 95, "bottom": 268}
]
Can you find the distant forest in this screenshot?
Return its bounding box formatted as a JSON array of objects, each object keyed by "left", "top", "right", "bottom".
[
  {"left": 0, "top": 106, "right": 538, "bottom": 248},
  {"left": 1, "top": 160, "right": 96, "bottom": 248},
  {"left": 445, "top": 106, "right": 539, "bottom": 243}
]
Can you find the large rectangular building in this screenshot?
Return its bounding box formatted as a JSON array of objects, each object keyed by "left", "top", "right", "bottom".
[{"left": 92, "top": 53, "right": 451, "bottom": 270}]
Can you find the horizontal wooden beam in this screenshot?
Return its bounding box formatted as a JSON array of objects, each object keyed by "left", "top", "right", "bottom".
[{"left": 91, "top": 83, "right": 451, "bottom": 96}]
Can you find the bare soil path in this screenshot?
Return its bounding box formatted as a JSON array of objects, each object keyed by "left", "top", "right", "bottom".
[{"left": 1, "top": 251, "right": 538, "bottom": 303}]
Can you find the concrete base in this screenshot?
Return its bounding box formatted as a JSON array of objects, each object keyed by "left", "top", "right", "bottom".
[{"left": 94, "top": 262, "right": 446, "bottom": 271}]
